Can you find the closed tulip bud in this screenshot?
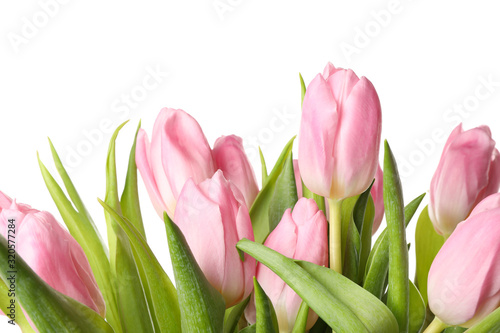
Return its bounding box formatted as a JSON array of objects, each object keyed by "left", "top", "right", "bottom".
[
  {"left": 245, "top": 198, "right": 328, "bottom": 331},
  {"left": 174, "top": 170, "right": 255, "bottom": 307},
  {"left": 470, "top": 193, "right": 500, "bottom": 216},
  {"left": 298, "top": 62, "right": 382, "bottom": 200},
  {"left": 213, "top": 135, "right": 259, "bottom": 209},
  {"left": 0, "top": 192, "right": 106, "bottom": 322},
  {"left": 371, "top": 164, "right": 384, "bottom": 235},
  {"left": 428, "top": 124, "right": 500, "bottom": 237},
  {"left": 427, "top": 208, "right": 500, "bottom": 327}
]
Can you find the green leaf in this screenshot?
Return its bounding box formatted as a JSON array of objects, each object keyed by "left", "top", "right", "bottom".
[
  {"left": 291, "top": 301, "right": 310, "bottom": 333},
  {"left": 120, "top": 121, "right": 147, "bottom": 239},
  {"left": 415, "top": 206, "right": 444, "bottom": 306},
  {"left": 224, "top": 297, "right": 251, "bottom": 333},
  {"left": 259, "top": 147, "right": 268, "bottom": 185},
  {"left": 443, "top": 327, "right": 467, "bottom": 332},
  {"left": 354, "top": 182, "right": 376, "bottom": 283},
  {"left": 99, "top": 200, "right": 181, "bottom": 333},
  {"left": 237, "top": 239, "right": 370, "bottom": 332},
  {"left": 409, "top": 280, "right": 426, "bottom": 333},
  {"left": 164, "top": 213, "right": 226, "bottom": 332},
  {"left": 38, "top": 142, "right": 120, "bottom": 331},
  {"left": 250, "top": 137, "right": 295, "bottom": 243},
  {"left": 299, "top": 73, "right": 306, "bottom": 107},
  {"left": 0, "top": 280, "right": 35, "bottom": 332},
  {"left": 384, "top": 140, "right": 409, "bottom": 332},
  {"left": 0, "top": 235, "right": 114, "bottom": 333},
  {"left": 104, "top": 121, "right": 154, "bottom": 333},
  {"left": 343, "top": 217, "right": 361, "bottom": 283},
  {"left": 254, "top": 277, "right": 279, "bottom": 333},
  {"left": 297, "top": 261, "right": 399, "bottom": 333},
  {"left": 364, "top": 193, "right": 426, "bottom": 299},
  {"left": 240, "top": 324, "right": 256, "bottom": 333},
  {"left": 268, "top": 152, "right": 299, "bottom": 233}
]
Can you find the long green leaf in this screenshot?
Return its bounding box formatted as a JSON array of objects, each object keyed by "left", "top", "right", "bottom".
[
  {"left": 291, "top": 301, "right": 310, "bottom": 333},
  {"left": 415, "top": 206, "right": 444, "bottom": 306},
  {"left": 299, "top": 73, "right": 306, "bottom": 107},
  {"left": 297, "top": 261, "right": 399, "bottom": 333},
  {"left": 99, "top": 200, "right": 180, "bottom": 332},
  {"left": 0, "top": 280, "right": 35, "bottom": 332},
  {"left": 364, "top": 193, "right": 426, "bottom": 299},
  {"left": 259, "top": 147, "right": 268, "bottom": 185},
  {"left": 224, "top": 297, "right": 250, "bottom": 333},
  {"left": 250, "top": 137, "right": 295, "bottom": 243},
  {"left": 237, "top": 238, "right": 369, "bottom": 332},
  {"left": 104, "top": 121, "right": 154, "bottom": 333},
  {"left": 38, "top": 144, "right": 120, "bottom": 331},
  {"left": 254, "top": 277, "right": 279, "bottom": 333},
  {"left": 384, "top": 140, "right": 409, "bottom": 332},
  {"left": 164, "top": 213, "right": 226, "bottom": 332},
  {"left": 409, "top": 280, "right": 426, "bottom": 333},
  {"left": 268, "top": 152, "right": 299, "bottom": 233},
  {"left": 0, "top": 235, "right": 113, "bottom": 332}
]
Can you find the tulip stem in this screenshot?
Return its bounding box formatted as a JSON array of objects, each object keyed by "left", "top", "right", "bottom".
[
  {"left": 423, "top": 317, "right": 448, "bottom": 333},
  {"left": 328, "top": 198, "right": 343, "bottom": 274}
]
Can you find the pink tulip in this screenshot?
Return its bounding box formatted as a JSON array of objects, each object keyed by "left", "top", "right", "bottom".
[
  {"left": 298, "top": 63, "right": 382, "bottom": 200},
  {"left": 0, "top": 192, "right": 106, "bottom": 323},
  {"left": 371, "top": 164, "right": 384, "bottom": 235},
  {"left": 213, "top": 135, "right": 259, "bottom": 209},
  {"left": 470, "top": 193, "right": 500, "bottom": 216},
  {"left": 428, "top": 124, "right": 500, "bottom": 237},
  {"left": 427, "top": 208, "right": 500, "bottom": 327},
  {"left": 136, "top": 108, "right": 258, "bottom": 218},
  {"left": 174, "top": 170, "right": 255, "bottom": 307},
  {"left": 245, "top": 198, "right": 328, "bottom": 331}
]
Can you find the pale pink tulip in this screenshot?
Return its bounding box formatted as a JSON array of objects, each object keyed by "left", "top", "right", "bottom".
[
  {"left": 0, "top": 192, "right": 105, "bottom": 322},
  {"left": 136, "top": 108, "right": 258, "bottom": 218},
  {"left": 213, "top": 135, "right": 259, "bottom": 209},
  {"left": 470, "top": 193, "right": 500, "bottom": 216},
  {"left": 427, "top": 208, "right": 500, "bottom": 327},
  {"left": 371, "top": 164, "right": 384, "bottom": 235},
  {"left": 298, "top": 63, "right": 382, "bottom": 200},
  {"left": 428, "top": 124, "right": 500, "bottom": 237},
  {"left": 174, "top": 171, "right": 255, "bottom": 307},
  {"left": 245, "top": 198, "right": 328, "bottom": 331}
]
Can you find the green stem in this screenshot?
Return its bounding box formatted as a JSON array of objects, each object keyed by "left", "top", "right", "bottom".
[
  {"left": 328, "top": 198, "right": 343, "bottom": 274},
  {"left": 423, "top": 317, "right": 448, "bottom": 333}
]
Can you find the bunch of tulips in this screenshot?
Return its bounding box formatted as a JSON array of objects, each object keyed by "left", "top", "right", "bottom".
[{"left": 1, "top": 63, "right": 500, "bottom": 333}]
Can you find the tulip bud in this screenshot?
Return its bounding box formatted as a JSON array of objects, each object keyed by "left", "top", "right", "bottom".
[
  {"left": 0, "top": 192, "right": 106, "bottom": 321},
  {"left": 371, "top": 164, "right": 384, "bottom": 235},
  {"left": 470, "top": 193, "right": 500, "bottom": 216},
  {"left": 245, "top": 198, "right": 328, "bottom": 331},
  {"left": 213, "top": 135, "right": 259, "bottom": 209},
  {"left": 428, "top": 124, "right": 500, "bottom": 237},
  {"left": 427, "top": 208, "right": 500, "bottom": 327},
  {"left": 174, "top": 170, "right": 255, "bottom": 307},
  {"left": 298, "top": 62, "right": 382, "bottom": 200}
]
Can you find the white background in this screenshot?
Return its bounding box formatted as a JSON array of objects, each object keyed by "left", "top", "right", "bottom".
[{"left": 2, "top": 1, "right": 500, "bottom": 331}]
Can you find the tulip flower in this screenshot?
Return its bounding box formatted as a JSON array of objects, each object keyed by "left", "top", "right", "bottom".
[
  {"left": 245, "top": 198, "right": 328, "bottom": 331},
  {"left": 298, "top": 63, "right": 382, "bottom": 272},
  {"left": 213, "top": 135, "right": 259, "bottom": 209},
  {"left": 173, "top": 170, "right": 255, "bottom": 307},
  {"left": 470, "top": 192, "right": 500, "bottom": 216},
  {"left": 427, "top": 208, "right": 500, "bottom": 329},
  {"left": 0, "top": 192, "right": 106, "bottom": 324},
  {"left": 428, "top": 124, "right": 500, "bottom": 238},
  {"left": 371, "top": 164, "right": 384, "bottom": 235},
  {"left": 136, "top": 108, "right": 258, "bottom": 218}
]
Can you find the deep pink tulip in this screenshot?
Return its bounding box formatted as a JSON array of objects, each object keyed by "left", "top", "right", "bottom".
[
  {"left": 427, "top": 208, "right": 500, "bottom": 327},
  {"left": 174, "top": 171, "right": 255, "bottom": 307},
  {"left": 245, "top": 198, "right": 328, "bottom": 331},
  {"left": 371, "top": 164, "right": 384, "bottom": 235},
  {"left": 298, "top": 63, "right": 382, "bottom": 200},
  {"left": 213, "top": 135, "right": 259, "bottom": 209},
  {"left": 428, "top": 124, "right": 500, "bottom": 237},
  {"left": 136, "top": 108, "right": 258, "bottom": 218},
  {"left": 0, "top": 192, "right": 106, "bottom": 322}
]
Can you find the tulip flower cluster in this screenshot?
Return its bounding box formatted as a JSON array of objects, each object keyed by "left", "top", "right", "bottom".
[{"left": 1, "top": 62, "right": 500, "bottom": 333}]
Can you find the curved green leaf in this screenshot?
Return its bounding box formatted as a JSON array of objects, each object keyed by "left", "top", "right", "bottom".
[
  {"left": 409, "top": 280, "right": 426, "bottom": 333},
  {"left": 415, "top": 206, "right": 444, "bottom": 306},
  {"left": 254, "top": 277, "right": 279, "bottom": 333},
  {"left": 0, "top": 235, "right": 113, "bottom": 332},
  {"left": 224, "top": 297, "right": 250, "bottom": 333},
  {"left": 237, "top": 238, "right": 369, "bottom": 332},
  {"left": 299, "top": 73, "right": 306, "bottom": 107},
  {"left": 291, "top": 301, "right": 309, "bottom": 333},
  {"left": 384, "top": 140, "right": 409, "bottom": 332},
  {"left": 0, "top": 280, "right": 35, "bottom": 332},
  {"left": 164, "top": 213, "right": 226, "bottom": 332}
]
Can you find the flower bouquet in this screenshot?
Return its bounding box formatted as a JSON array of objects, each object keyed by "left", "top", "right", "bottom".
[{"left": 1, "top": 63, "right": 499, "bottom": 333}]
